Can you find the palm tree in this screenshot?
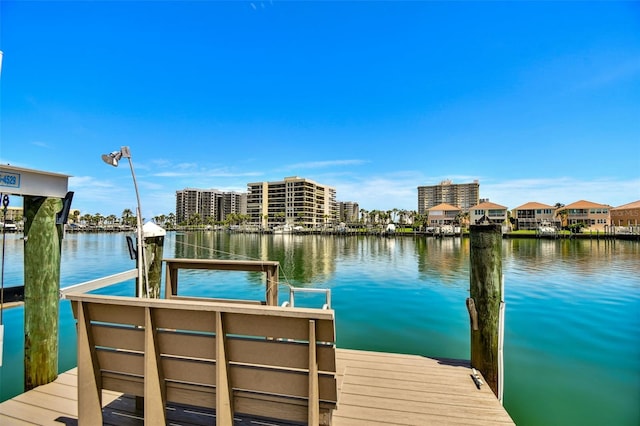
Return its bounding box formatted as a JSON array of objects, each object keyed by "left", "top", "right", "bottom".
[
  {"left": 398, "top": 209, "right": 407, "bottom": 229},
  {"left": 81, "top": 213, "right": 92, "bottom": 226},
  {"left": 106, "top": 214, "right": 117, "bottom": 227},
  {"left": 407, "top": 210, "right": 416, "bottom": 228},
  {"left": 359, "top": 209, "right": 368, "bottom": 225},
  {"left": 69, "top": 210, "right": 80, "bottom": 224},
  {"left": 555, "top": 208, "right": 568, "bottom": 229},
  {"left": 188, "top": 213, "right": 201, "bottom": 226},
  {"left": 121, "top": 208, "right": 133, "bottom": 226}
]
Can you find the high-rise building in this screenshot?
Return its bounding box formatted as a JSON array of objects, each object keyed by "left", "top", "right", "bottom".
[
  {"left": 417, "top": 180, "right": 479, "bottom": 214},
  {"left": 339, "top": 201, "right": 360, "bottom": 223},
  {"left": 175, "top": 188, "right": 246, "bottom": 224},
  {"left": 247, "top": 176, "right": 337, "bottom": 229},
  {"left": 221, "top": 192, "right": 247, "bottom": 222}
]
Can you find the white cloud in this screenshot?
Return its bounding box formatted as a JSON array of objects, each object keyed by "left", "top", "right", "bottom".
[
  {"left": 481, "top": 177, "right": 640, "bottom": 209},
  {"left": 328, "top": 173, "right": 640, "bottom": 212}
]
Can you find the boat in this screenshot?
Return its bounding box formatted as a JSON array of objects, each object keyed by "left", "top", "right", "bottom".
[
  {"left": 273, "top": 223, "right": 294, "bottom": 234},
  {"left": 0, "top": 222, "right": 17, "bottom": 232}
]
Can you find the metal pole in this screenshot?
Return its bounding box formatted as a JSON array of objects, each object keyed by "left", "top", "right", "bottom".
[{"left": 126, "top": 156, "right": 149, "bottom": 297}]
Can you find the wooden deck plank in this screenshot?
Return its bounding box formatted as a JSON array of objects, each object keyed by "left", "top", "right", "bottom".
[
  {"left": 12, "top": 385, "right": 78, "bottom": 417},
  {"left": 333, "top": 349, "right": 514, "bottom": 426},
  {"left": 0, "top": 399, "right": 75, "bottom": 426},
  {"left": 0, "top": 349, "right": 514, "bottom": 425}
]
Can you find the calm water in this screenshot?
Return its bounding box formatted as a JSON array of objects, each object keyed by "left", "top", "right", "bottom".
[{"left": 0, "top": 232, "right": 638, "bottom": 425}]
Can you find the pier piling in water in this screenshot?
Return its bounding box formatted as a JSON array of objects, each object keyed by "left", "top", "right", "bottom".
[
  {"left": 23, "top": 196, "right": 63, "bottom": 391},
  {"left": 468, "top": 223, "right": 503, "bottom": 398},
  {"left": 143, "top": 222, "right": 166, "bottom": 298}
]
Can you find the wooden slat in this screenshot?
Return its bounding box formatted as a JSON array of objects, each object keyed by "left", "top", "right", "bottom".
[
  {"left": 233, "top": 391, "right": 336, "bottom": 425},
  {"left": 92, "top": 324, "right": 144, "bottom": 352},
  {"left": 230, "top": 365, "right": 337, "bottom": 401},
  {"left": 97, "top": 349, "right": 144, "bottom": 377},
  {"left": 227, "top": 337, "right": 336, "bottom": 372},
  {"left": 308, "top": 320, "right": 320, "bottom": 426},
  {"left": 76, "top": 301, "right": 103, "bottom": 425},
  {"left": 67, "top": 293, "right": 335, "bottom": 321},
  {"left": 164, "top": 258, "right": 280, "bottom": 273},
  {"left": 87, "top": 302, "right": 145, "bottom": 326},
  {"left": 157, "top": 330, "right": 216, "bottom": 359},
  {"left": 165, "top": 381, "right": 215, "bottom": 408},
  {"left": 144, "top": 307, "right": 166, "bottom": 424},
  {"left": 170, "top": 295, "right": 264, "bottom": 305},
  {"left": 215, "top": 311, "right": 234, "bottom": 425},
  {"left": 101, "top": 373, "right": 144, "bottom": 397},
  {"left": 224, "top": 312, "right": 335, "bottom": 342},
  {"left": 160, "top": 357, "right": 216, "bottom": 384},
  {"left": 153, "top": 307, "right": 216, "bottom": 333}
]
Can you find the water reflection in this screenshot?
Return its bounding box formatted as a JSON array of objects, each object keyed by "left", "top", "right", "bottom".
[
  {"left": 173, "top": 232, "right": 339, "bottom": 287},
  {"left": 171, "top": 232, "right": 640, "bottom": 290},
  {"left": 505, "top": 238, "right": 640, "bottom": 282},
  {"left": 415, "top": 237, "right": 469, "bottom": 286},
  {"left": 0, "top": 232, "right": 638, "bottom": 426}
]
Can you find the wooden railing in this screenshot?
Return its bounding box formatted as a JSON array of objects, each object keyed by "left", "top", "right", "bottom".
[{"left": 164, "top": 258, "right": 280, "bottom": 306}]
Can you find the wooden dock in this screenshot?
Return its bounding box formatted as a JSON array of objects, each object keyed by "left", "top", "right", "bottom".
[{"left": 0, "top": 348, "right": 513, "bottom": 425}]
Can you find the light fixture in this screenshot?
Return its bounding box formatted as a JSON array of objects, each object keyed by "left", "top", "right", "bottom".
[{"left": 101, "top": 146, "right": 149, "bottom": 297}]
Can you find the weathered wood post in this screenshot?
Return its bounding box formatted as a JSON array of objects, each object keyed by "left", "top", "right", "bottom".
[
  {"left": 467, "top": 223, "right": 503, "bottom": 399},
  {"left": 142, "top": 222, "right": 166, "bottom": 299},
  {"left": 1, "top": 165, "right": 70, "bottom": 391},
  {"left": 23, "top": 196, "right": 63, "bottom": 390}
]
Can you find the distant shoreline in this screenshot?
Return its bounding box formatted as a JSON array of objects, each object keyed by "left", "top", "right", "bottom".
[{"left": 6, "top": 227, "right": 638, "bottom": 241}]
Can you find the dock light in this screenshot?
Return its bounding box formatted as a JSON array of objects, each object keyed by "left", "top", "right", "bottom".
[{"left": 101, "top": 146, "right": 149, "bottom": 297}]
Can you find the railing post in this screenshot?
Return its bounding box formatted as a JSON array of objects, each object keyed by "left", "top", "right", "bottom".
[
  {"left": 467, "top": 223, "right": 503, "bottom": 398},
  {"left": 266, "top": 264, "right": 279, "bottom": 306}
]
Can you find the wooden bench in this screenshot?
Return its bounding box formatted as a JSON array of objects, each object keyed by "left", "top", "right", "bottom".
[{"left": 67, "top": 293, "right": 338, "bottom": 425}]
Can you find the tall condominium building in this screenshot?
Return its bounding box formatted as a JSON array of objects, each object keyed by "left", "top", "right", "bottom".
[
  {"left": 417, "top": 180, "right": 479, "bottom": 214},
  {"left": 247, "top": 176, "right": 337, "bottom": 228},
  {"left": 221, "top": 191, "right": 247, "bottom": 221},
  {"left": 175, "top": 188, "right": 246, "bottom": 224},
  {"left": 339, "top": 201, "right": 360, "bottom": 223}
]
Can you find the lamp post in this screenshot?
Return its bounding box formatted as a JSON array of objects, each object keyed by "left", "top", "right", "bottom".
[{"left": 101, "top": 146, "right": 149, "bottom": 297}]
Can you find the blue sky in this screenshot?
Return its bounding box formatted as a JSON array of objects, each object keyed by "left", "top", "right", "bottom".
[{"left": 1, "top": 1, "right": 639, "bottom": 219}]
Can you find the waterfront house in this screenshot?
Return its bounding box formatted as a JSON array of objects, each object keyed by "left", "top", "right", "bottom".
[
  {"left": 556, "top": 200, "right": 611, "bottom": 231},
  {"left": 469, "top": 201, "right": 508, "bottom": 226},
  {"left": 427, "top": 203, "right": 462, "bottom": 226},
  {"left": 610, "top": 200, "right": 640, "bottom": 227},
  {"left": 512, "top": 202, "right": 559, "bottom": 230}
]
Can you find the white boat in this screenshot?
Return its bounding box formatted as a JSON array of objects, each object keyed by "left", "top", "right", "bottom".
[
  {"left": 1, "top": 222, "right": 17, "bottom": 232},
  {"left": 272, "top": 224, "right": 293, "bottom": 234}
]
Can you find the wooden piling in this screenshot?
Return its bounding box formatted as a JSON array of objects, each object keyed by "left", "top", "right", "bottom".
[
  {"left": 142, "top": 222, "right": 166, "bottom": 299},
  {"left": 23, "top": 196, "right": 63, "bottom": 390},
  {"left": 144, "top": 235, "right": 164, "bottom": 298},
  {"left": 467, "top": 223, "right": 502, "bottom": 398}
]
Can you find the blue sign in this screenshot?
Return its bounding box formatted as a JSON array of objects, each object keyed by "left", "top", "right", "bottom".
[{"left": 0, "top": 171, "right": 21, "bottom": 189}]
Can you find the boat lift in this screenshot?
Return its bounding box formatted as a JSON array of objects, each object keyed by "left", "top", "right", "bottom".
[{"left": 0, "top": 164, "right": 72, "bottom": 389}]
